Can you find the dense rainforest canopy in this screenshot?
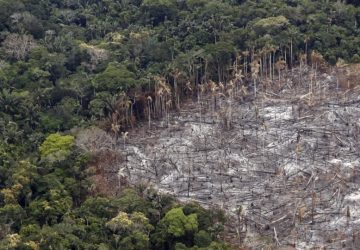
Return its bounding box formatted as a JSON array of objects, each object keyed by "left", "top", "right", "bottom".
[{"left": 0, "top": 0, "right": 360, "bottom": 249}]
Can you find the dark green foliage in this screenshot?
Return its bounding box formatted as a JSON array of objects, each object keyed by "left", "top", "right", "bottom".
[
  {"left": 0, "top": 0, "right": 358, "bottom": 149},
  {"left": 194, "top": 230, "right": 212, "bottom": 247},
  {"left": 1, "top": 0, "right": 359, "bottom": 249},
  {"left": 93, "top": 62, "right": 137, "bottom": 92}
]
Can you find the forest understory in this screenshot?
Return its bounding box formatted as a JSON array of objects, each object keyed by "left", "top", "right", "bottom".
[{"left": 80, "top": 64, "right": 360, "bottom": 249}]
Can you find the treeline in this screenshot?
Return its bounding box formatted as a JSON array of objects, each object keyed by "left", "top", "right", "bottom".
[
  {"left": 0, "top": 0, "right": 359, "bottom": 142},
  {"left": 0, "top": 0, "right": 360, "bottom": 249}
]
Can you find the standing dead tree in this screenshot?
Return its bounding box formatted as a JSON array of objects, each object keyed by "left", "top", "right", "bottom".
[
  {"left": 119, "top": 64, "right": 360, "bottom": 248},
  {"left": 250, "top": 59, "right": 260, "bottom": 98},
  {"left": 2, "top": 33, "right": 37, "bottom": 60}
]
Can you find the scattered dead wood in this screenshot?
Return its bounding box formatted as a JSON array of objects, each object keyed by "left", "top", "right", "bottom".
[{"left": 95, "top": 65, "right": 360, "bottom": 248}]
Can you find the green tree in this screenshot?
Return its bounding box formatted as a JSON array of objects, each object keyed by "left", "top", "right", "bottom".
[
  {"left": 39, "top": 133, "right": 75, "bottom": 161},
  {"left": 162, "top": 207, "right": 198, "bottom": 237},
  {"left": 141, "top": 0, "right": 177, "bottom": 25},
  {"left": 92, "top": 62, "right": 137, "bottom": 92}
]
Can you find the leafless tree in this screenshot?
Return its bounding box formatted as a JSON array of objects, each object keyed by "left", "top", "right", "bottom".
[
  {"left": 2, "top": 33, "right": 37, "bottom": 60},
  {"left": 80, "top": 43, "right": 109, "bottom": 71},
  {"left": 76, "top": 127, "right": 117, "bottom": 154},
  {"left": 250, "top": 59, "right": 260, "bottom": 97}
]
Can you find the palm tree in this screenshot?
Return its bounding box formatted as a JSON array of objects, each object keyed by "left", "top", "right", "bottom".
[
  {"left": 156, "top": 78, "right": 172, "bottom": 122},
  {"left": 310, "top": 51, "right": 325, "bottom": 91},
  {"left": 111, "top": 117, "right": 120, "bottom": 141},
  {"left": 299, "top": 52, "right": 307, "bottom": 85},
  {"left": 165, "top": 99, "right": 172, "bottom": 127},
  {"left": 126, "top": 99, "right": 133, "bottom": 128},
  {"left": 234, "top": 69, "right": 245, "bottom": 96},
  {"left": 270, "top": 46, "right": 278, "bottom": 81},
  {"left": 155, "top": 80, "right": 164, "bottom": 118},
  {"left": 287, "top": 27, "right": 299, "bottom": 68},
  {"left": 250, "top": 59, "right": 260, "bottom": 98},
  {"left": 225, "top": 88, "right": 234, "bottom": 130},
  {"left": 147, "top": 96, "right": 153, "bottom": 129},
  {"left": 275, "top": 59, "right": 286, "bottom": 83},
  {"left": 208, "top": 80, "right": 218, "bottom": 120},
  {"left": 234, "top": 52, "right": 242, "bottom": 74},
  {"left": 198, "top": 84, "right": 205, "bottom": 126},
  {"left": 228, "top": 79, "right": 235, "bottom": 96},
  {"left": 172, "top": 70, "right": 182, "bottom": 110},
  {"left": 263, "top": 44, "right": 278, "bottom": 81},
  {"left": 218, "top": 82, "right": 225, "bottom": 94},
  {"left": 242, "top": 51, "right": 250, "bottom": 76},
  {"left": 121, "top": 131, "right": 128, "bottom": 150}
]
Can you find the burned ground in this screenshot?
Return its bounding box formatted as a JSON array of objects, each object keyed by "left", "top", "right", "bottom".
[{"left": 83, "top": 66, "right": 360, "bottom": 248}]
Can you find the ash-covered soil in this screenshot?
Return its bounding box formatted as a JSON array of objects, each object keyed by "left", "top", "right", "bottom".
[{"left": 103, "top": 67, "right": 360, "bottom": 248}]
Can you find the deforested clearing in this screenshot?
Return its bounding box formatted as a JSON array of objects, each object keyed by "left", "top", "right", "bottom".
[{"left": 97, "top": 65, "right": 360, "bottom": 248}]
